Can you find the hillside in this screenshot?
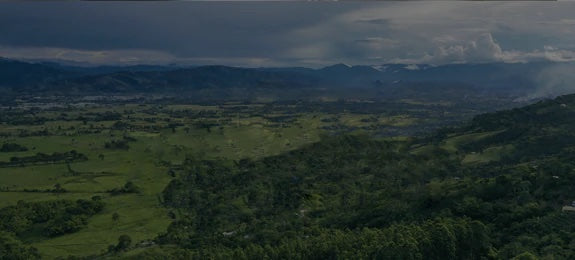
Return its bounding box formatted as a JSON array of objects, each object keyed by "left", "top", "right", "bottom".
[
  {"left": 436, "top": 93, "right": 575, "bottom": 161},
  {"left": 48, "top": 66, "right": 320, "bottom": 94},
  {"left": 0, "top": 58, "right": 77, "bottom": 90},
  {"left": 109, "top": 94, "right": 575, "bottom": 259},
  {"left": 0, "top": 59, "right": 561, "bottom": 99}
]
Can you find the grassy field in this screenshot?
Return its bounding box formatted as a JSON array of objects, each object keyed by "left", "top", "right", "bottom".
[
  {"left": 0, "top": 102, "right": 351, "bottom": 257},
  {"left": 462, "top": 144, "right": 515, "bottom": 164},
  {"left": 0, "top": 98, "right": 496, "bottom": 258},
  {"left": 440, "top": 130, "right": 504, "bottom": 153},
  {"left": 409, "top": 129, "right": 513, "bottom": 166}
]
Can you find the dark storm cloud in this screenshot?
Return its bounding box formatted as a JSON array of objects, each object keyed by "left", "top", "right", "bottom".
[
  {"left": 0, "top": 2, "right": 355, "bottom": 58},
  {"left": 1, "top": 2, "right": 575, "bottom": 67}
]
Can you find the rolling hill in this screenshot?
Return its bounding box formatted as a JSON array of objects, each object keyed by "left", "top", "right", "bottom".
[{"left": 120, "top": 93, "right": 575, "bottom": 259}]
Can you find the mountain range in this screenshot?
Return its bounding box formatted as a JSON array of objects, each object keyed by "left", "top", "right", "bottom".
[{"left": 0, "top": 57, "right": 570, "bottom": 99}]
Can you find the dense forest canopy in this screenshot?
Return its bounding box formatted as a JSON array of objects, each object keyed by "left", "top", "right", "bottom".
[
  {"left": 3, "top": 91, "right": 575, "bottom": 259},
  {"left": 137, "top": 94, "right": 575, "bottom": 259}
]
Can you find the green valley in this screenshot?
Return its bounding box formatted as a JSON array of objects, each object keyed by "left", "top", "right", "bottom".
[{"left": 2, "top": 93, "right": 575, "bottom": 259}]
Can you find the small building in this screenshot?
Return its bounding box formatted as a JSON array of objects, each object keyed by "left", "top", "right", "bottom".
[{"left": 222, "top": 231, "right": 236, "bottom": 237}]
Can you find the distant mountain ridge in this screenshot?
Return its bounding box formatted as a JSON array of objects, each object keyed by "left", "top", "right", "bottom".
[
  {"left": 0, "top": 58, "right": 77, "bottom": 88},
  {"left": 0, "top": 57, "right": 568, "bottom": 98}
]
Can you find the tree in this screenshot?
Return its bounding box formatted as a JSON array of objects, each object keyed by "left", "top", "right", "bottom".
[
  {"left": 0, "top": 143, "right": 28, "bottom": 152},
  {"left": 0, "top": 231, "right": 40, "bottom": 259},
  {"left": 123, "top": 181, "right": 140, "bottom": 193},
  {"left": 53, "top": 183, "right": 66, "bottom": 193},
  {"left": 108, "top": 181, "right": 140, "bottom": 195},
  {"left": 115, "top": 235, "right": 132, "bottom": 251},
  {"left": 112, "top": 212, "right": 120, "bottom": 223},
  {"left": 43, "top": 215, "right": 87, "bottom": 237}
]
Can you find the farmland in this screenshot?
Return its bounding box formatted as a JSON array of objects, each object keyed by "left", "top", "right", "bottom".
[{"left": 0, "top": 95, "right": 504, "bottom": 258}]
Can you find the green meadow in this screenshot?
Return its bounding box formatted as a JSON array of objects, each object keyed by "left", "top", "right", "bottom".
[
  {"left": 0, "top": 102, "right": 370, "bottom": 257},
  {"left": 0, "top": 98, "right": 497, "bottom": 258}
]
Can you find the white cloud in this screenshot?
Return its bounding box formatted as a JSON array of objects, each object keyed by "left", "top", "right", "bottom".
[
  {"left": 387, "top": 33, "right": 575, "bottom": 65},
  {"left": 426, "top": 33, "right": 504, "bottom": 63},
  {"left": 282, "top": 2, "right": 575, "bottom": 66}
]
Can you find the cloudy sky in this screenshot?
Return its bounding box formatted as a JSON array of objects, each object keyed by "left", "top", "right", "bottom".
[{"left": 1, "top": 2, "right": 575, "bottom": 67}]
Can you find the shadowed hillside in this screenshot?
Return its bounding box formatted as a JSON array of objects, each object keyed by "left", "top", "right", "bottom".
[{"left": 114, "top": 94, "right": 575, "bottom": 259}]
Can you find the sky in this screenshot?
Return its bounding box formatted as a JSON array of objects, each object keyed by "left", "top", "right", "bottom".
[{"left": 1, "top": 2, "right": 575, "bottom": 68}]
